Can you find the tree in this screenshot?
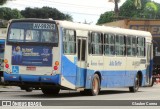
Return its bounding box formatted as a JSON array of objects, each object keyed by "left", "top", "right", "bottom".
[
  {"left": 21, "top": 7, "right": 72, "bottom": 21},
  {"left": 117, "top": 0, "right": 152, "bottom": 18},
  {"left": 0, "top": 7, "right": 23, "bottom": 20},
  {"left": 97, "top": 0, "right": 158, "bottom": 24},
  {"left": 0, "top": 0, "right": 14, "bottom": 5},
  {"left": 144, "top": 1, "right": 158, "bottom": 18},
  {"left": 0, "top": 0, "right": 7, "bottom": 5},
  {"left": 119, "top": 0, "right": 140, "bottom": 18},
  {"left": 134, "top": 0, "right": 142, "bottom": 9},
  {"left": 97, "top": 11, "right": 115, "bottom": 24},
  {"left": 108, "top": 0, "right": 120, "bottom": 17}
]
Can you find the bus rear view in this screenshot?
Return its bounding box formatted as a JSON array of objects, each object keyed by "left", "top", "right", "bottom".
[{"left": 4, "top": 19, "right": 60, "bottom": 94}]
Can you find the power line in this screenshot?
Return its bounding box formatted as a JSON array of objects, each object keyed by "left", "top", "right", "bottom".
[
  {"left": 63, "top": 11, "right": 100, "bottom": 16},
  {"left": 42, "top": 0, "right": 107, "bottom": 9},
  {"left": 0, "top": 2, "right": 101, "bottom": 16},
  {"left": 23, "top": 0, "right": 108, "bottom": 9}
]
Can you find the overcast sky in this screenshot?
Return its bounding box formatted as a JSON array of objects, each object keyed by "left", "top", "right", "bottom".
[{"left": 1, "top": 0, "right": 160, "bottom": 24}]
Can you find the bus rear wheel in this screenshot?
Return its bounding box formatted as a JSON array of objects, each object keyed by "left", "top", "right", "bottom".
[
  {"left": 129, "top": 74, "right": 140, "bottom": 92},
  {"left": 41, "top": 87, "right": 60, "bottom": 95},
  {"left": 88, "top": 74, "right": 100, "bottom": 96}
]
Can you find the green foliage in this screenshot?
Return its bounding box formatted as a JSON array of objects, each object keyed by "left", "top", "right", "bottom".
[
  {"left": 97, "top": 11, "right": 115, "bottom": 24},
  {"left": 143, "top": 2, "right": 158, "bottom": 18},
  {"left": 0, "top": 7, "right": 23, "bottom": 20},
  {"left": 0, "top": 6, "right": 72, "bottom": 21},
  {"left": 145, "top": 2, "right": 158, "bottom": 12},
  {"left": 134, "top": 0, "right": 141, "bottom": 9},
  {"left": 0, "top": 0, "right": 7, "bottom": 5},
  {"left": 21, "top": 7, "right": 73, "bottom": 21},
  {"left": 97, "top": 0, "right": 160, "bottom": 24},
  {"left": 119, "top": 0, "right": 139, "bottom": 18}
]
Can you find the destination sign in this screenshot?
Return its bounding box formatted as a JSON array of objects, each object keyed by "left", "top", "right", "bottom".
[{"left": 33, "top": 23, "right": 55, "bottom": 30}]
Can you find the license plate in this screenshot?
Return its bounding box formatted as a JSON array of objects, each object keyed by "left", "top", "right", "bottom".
[{"left": 26, "top": 66, "right": 36, "bottom": 71}]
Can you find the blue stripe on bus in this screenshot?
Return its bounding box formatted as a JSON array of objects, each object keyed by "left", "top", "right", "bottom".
[
  {"left": 61, "top": 55, "right": 148, "bottom": 88},
  {"left": 3, "top": 55, "right": 149, "bottom": 89},
  {"left": 0, "top": 39, "right": 5, "bottom": 44},
  {"left": 3, "top": 73, "right": 60, "bottom": 84},
  {"left": 3, "top": 69, "right": 147, "bottom": 88}
]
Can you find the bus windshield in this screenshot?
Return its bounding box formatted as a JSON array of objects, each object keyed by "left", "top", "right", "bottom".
[
  {"left": 7, "top": 21, "right": 58, "bottom": 45},
  {"left": 0, "top": 44, "right": 4, "bottom": 59}
]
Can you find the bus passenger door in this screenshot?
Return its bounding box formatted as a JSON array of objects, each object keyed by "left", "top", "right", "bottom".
[
  {"left": 146, "top": 43, "right": 153, "bottom": 85},
  {"left": 76, "top": 37, "right": 87, "bottom": 87}
]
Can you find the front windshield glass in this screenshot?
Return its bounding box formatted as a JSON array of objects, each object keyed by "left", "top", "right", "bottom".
[
  {"left": 8, "top": 22, "right": 58, "bottom": 44},
  {"left": 0, "top": 44, "right": 4, "bottom": 58}
]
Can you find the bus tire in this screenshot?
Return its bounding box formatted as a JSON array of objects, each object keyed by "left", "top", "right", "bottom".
[
  {"left": 129, "top": 74, "right": 140, "bottom": 92},
  {"left": 88, "top": 74, "right": 100, "bottom": 96},
  {"left": 150, "top": 78, "right": 155, "bottom": 87},
  {"left": 25, "top": 87, "right": 33, "bottom": 92},
  {"left": 80, "top": 89, "right": 88, "bottom": 95},
  {"left": 41, "top": 87, "right": 60, "bottom": 95}
]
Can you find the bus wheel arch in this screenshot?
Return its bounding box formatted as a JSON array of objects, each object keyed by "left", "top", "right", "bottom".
[
  {"left": 94, "top": 71, "right": 102, "bottom": 85},
  {"left": 88, "top": 71, "right": 101, "bottom": 96},
  {"left": 137, "top": 71, "right": 142, "bottom": 86},
  {"left": 129, "top": 71, "right": 142, "bottom": 92},
  {"left": 80, "top": 71, "right": 102, "bottom": 96}
]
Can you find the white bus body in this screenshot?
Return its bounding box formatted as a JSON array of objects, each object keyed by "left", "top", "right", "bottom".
[{"left": 3, "top": 19, "right": 153, "bottom": 95}]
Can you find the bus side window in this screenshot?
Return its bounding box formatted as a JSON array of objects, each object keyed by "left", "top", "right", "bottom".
[
  {"left": 126, "top": 36, "right": 137, "bottom": 56},
  {"left": 104, "top": 34, "right": 109, "bottom": 55},
  {"left": 91, "top": 32, "right": 103, "bottom": 55},
  {"left": 63, "top": 29, "right": 76, "bottom": 54},
  {"left": 132, "top": 36, "right": 137, "bottom": 56},
  {"left": 137, "top": 37, "right": 145, "bottom": 57},
  {"left": 119, "top": 35, "right": 125, "bottom": 56},
  {"left": 88, "top": 32, "right": 92, "bottom": 54},
  {"left": 126, "top": 36, "right": 132, "bottom": 56},
  {"left": 104, "top": 34, "right": 115, "bottom": 55}
]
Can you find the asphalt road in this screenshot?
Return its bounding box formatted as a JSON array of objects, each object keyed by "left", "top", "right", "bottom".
[{"left": 0, "top": 84, "right": 160, "bottom": 109}]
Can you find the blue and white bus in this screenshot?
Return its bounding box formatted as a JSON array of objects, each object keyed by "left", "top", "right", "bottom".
[
  {"left": 3, "top": 19, "right": 153, "bottom": 96},
  {"left": 0, "top": 28, "right": 6, "bottom": 83}
]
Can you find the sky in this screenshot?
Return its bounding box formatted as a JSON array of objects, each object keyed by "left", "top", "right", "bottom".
[{"left": 1, "top": 0, "right": 160, "bottom": 24}]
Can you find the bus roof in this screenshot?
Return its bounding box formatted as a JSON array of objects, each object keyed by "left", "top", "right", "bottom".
[
  {"left": 56, "top": 20, "right": 152, "bottom": 38},
  {"left": 8, "top": 19, "right": 152, "bottom": 38}
]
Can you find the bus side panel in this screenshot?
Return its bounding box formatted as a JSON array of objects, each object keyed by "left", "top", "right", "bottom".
[
  {"left": 85, "top": 56, "right": 128, "bottom": 89},
  {"left": 61, "top": 55, "right": 77, "bottom": 89},
  {"left": 102, "top": 71, "right": 126, "bottom": 88},
  {"left": 85, "top": 70, "right": 134, "bottom": 89},
  {"left": 0, "top": 39, "right": 5, "bottom": 74}
]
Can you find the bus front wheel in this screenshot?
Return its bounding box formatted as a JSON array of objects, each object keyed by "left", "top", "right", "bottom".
[
  {"left": 88, "top": 74, "right": 100, "bottom": 96},
  {"left": 129, "top": 74, "right": 140, "bottom": 92},
  {"left": 41, "top": 87, "right": 60, "bottom": 95}
]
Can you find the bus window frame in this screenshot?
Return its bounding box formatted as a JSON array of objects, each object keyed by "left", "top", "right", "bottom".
[
  {"left": 90, "top": 31, "right": 103, "bottom": 56},
  {"left": 62, "top": 28, "right": 76, "bottom": 55},
  {"left": 104, "top": 33, "right": 115, "bottom": 56},
  {"left": 115, "top": 34, "right": 125, "bottom": 56},
  {"left": 6, "top": 19, "right": 59, "bottom": 47},
  {"left": 137, "top": 36, "right": 146, "bottom": 58}
]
